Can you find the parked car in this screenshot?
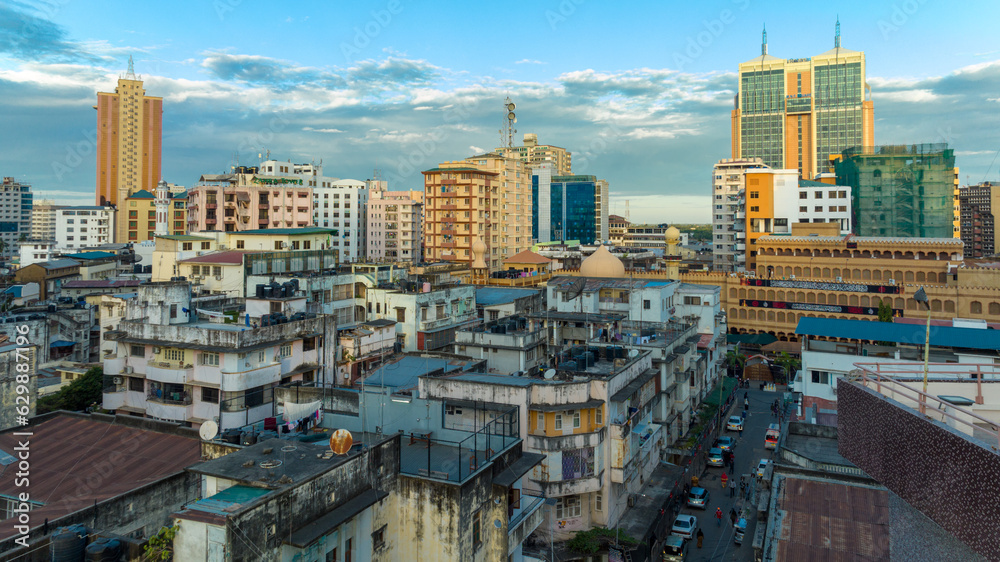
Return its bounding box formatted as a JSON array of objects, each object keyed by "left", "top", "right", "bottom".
[
  {"left": 671, "top": 514, "right": 698, "bottom": 540},
  {"left": 756, "top": 458, "right": 770, "bottom": 478},
  {"left": 707, "top": 447, "right": 724, "bottom": 467},
  {"left": 714, "top": 436, "right": 735, "bottom": 451},
  {"left": 662, "top": 535, "right": 689, "bottom": 561},
  {"left": 726, "top": 416, "right": 744, "bottom": 431},
  {"left": 686, "top": 486, "right": 710, "bottom": 509}
]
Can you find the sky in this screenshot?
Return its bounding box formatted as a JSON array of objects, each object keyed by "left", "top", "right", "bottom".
[{"left": 2, "top": 0, "right": 1000, "bottom": 223}]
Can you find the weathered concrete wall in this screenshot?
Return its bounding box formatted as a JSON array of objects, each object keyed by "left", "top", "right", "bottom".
[{"left": 838, "top": 380, "right": 1000, "bottom": 560}]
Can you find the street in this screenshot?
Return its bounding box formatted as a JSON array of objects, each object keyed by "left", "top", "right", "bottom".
[{"left": 675, "top": 386, "right": 782, "bottom": 561}]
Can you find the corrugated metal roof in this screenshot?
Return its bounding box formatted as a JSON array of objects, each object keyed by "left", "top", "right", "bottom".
[
  {"left": 475, "top": 287, "right": 540, "bottom": 306},
  {"left": 0, "top": 415, "right": 200, "bottom": 531},
  {"left": 795, "top": 317, "right": 1000, "bottom": 351},
  {"left": 235, "top": 227, "right": 336, "bottom": 236},
  {"left": 179, "top": 250, "right": 248, "bottom": 264},
  {"left": 62, "top": 251, "right": 117, "bottom": 260}
]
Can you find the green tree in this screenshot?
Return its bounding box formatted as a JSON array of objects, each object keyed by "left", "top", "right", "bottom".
[
  {"left": 144, "top": 524, "right": 178, "bottom": 560},
  {"left": 37, "top": 366, "right": 103, "bottom": 414},
  {"left": 773, "top": 352, "right": 801, "bottom": 385},
  {"left": 724, "top": 345, "right": 747, "bottom": 378},
  {"left": 567, "top": 527, "right": 638, "bottom": 554},
  {"left": 877, "top": 299, "right": 893, "bottom": 323}
]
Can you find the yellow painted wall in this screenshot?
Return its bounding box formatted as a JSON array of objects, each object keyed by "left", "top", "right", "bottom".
[{"left": 530, "top": 406, "right": 604, "bottom": 437}]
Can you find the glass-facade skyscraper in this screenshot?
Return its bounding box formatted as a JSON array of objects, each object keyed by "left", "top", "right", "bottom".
[
  {"left": 532, "top": 164, "right": 608, "bottom": 245},
  {"left": 731, "top": 23, "right": 874, "bottom": 180}
]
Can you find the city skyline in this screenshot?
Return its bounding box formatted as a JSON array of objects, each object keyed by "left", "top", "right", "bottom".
[{"left": 2, "top": 1, "right": 1000, "bottom": 223}]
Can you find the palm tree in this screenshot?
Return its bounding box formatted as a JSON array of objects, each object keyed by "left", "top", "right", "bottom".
[
  {"left": 724, "top": 345, "right": 747, "bottom": 378},
  {"left": 773, "top": 351, "right": 801, "bottom": 385}
]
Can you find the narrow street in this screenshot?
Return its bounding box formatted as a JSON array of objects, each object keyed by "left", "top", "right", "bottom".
[{"left": 677, "top": 386, "right": 783, "bottom": 561}]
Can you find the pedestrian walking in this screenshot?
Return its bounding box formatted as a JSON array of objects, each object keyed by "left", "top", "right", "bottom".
[
  {"left": 716, "top": 507, "right": 723, "bottom": 527},
  {"left": 696, "top": 528, "right": 704, "bottom": 548},
  {"left": 738, "top": 426, "right": 743, "bottom": 438},
  {"left": 730, "top": 482, "right": 735, "bottom": 497},
  {"left": 729, "top": 454, "right": 735, "bottom": 474},
  {"left": 744, "top": 398, "right": 749, "bottom": 410}
]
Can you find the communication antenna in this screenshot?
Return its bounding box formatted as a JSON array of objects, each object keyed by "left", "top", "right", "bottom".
[
  {"left": 329, "top": 429, "right": 354, "bottom": 455},
  {"left": 198, "top": 420, "right": 218, "bottom": 441},
  {"left": 499, "top": 97, "right": 517, "bottom": 151}
]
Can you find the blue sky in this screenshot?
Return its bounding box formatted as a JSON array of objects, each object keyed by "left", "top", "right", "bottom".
[{"left": 3, "top": 0, "right": 1000, "bottom": 222}]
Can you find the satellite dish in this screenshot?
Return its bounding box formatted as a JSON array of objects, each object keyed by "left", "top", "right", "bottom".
[
  {"left": 628, "top": 349, "right": 639, "bottom": 358},
  {"left": 330, "top": 429, "right": 353, "bottom": 455},
  {"left": 543, "top": 369, "right": 556, "bottom": 380},
  {"left": 199, "top": 420, "right": 218, "bottom": 441}
]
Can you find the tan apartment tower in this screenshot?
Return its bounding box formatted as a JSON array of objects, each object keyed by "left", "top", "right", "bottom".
[
  {"left": 95, "top": 56, "right": 163, "bottom": 208},
  {"left": 731, "top": 21, "right": 873, "bottom": 180}
]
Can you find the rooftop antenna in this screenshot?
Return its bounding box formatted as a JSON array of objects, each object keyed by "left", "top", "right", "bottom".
[
  {"left": 762, "top": 24, "right": 768, "bottom": 56},
  {"left": 834, "top": 16, "right": 841, "bottom": 48},
  {"left": 500, "top": 96, "right": 517, "bottom": 151}
]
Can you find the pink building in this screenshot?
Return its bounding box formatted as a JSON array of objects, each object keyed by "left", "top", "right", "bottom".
[
  {"left": 366, "top": 189, "right": 423, "bottom": 263},
  {"left": 187, "top": 173, "right": 314, "bottom": 232}
]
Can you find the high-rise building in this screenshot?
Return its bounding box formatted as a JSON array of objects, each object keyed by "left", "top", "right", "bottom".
[
  {"left": 366, "top": 188, "right": 423, "bottom": 263},
  {"left": 0, "top": 177, "right": 32, "bottom": 259},
  {"left": 312, "top": 180, "right": 369, "bottom": 262},
  {"left": 959, "top": 182, "right": 1000, "bottom": 258},
  {"left": 496, "top": 133, "right": 572, "bottom": 175},
  {"left": 56, "top": 206, "right": 115, "bottom": 250},
  {"left": 422, "top": 152, "right": 532, "bottom": 270},
  {"left": 30, "top": 200, "right": 63, "bottom": 240},
  {"left": 95, "top": 57, "right": 162, "bottom": 207},
  {"left": 835, "top": 144, "right": 960, "bottom": 238},
  {"left": 712, "top": 158, "right": 767, "bottom": 272},
  {"left": 731, "top": 22, "right": 874, "bottom": 179},
  {"left": 531, "top": 163, "right": 608, "bottom": 244}
]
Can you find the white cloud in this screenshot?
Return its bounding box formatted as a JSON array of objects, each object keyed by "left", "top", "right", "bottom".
[
  {"left": 303, "top": 127, "right": 344, "bottom": 134},
  {"left": 515, "top": 59, "right": 545, "bottom": 65}
]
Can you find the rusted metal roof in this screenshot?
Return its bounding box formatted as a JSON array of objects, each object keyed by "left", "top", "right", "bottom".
[
  {"left": 775, "top": 477, "right": 890, "bottom": 562},
  {"left": 0, "top": 415, "right": 201, "bottom": 535}
]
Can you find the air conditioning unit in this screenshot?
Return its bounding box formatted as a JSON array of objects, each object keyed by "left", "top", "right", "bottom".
[
  {"left": 215, "top": 275, "right": 223, "bottom": 281},
  {"left": 113, "top": 376, "right": 123, "bottom": 385},
  {"left": 218, "top": 244, "right": 227, "bottom": 250},
  {"left": 122, "top": 366, "right": 134, "bottom": 374},
  {"left": 196, "top": 251, "right": 205, "bottom": 256}
]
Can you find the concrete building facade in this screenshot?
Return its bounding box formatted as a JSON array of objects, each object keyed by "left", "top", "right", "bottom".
[
  {"left": 959, "top": 181, "right": 1000, "bottom": 258},
  {"left": 30, "top": 199, "right": 61, "bottom": 240},
  {"left": 365, "top": 188, "right": 423, "bottom": 263},
  {"left": 497, "top": 132, "right": 572, "bottom": 175},
  {"left": 187, "top": 174, "right": 314, "bottom": 233},
  {"left": 312, "top": 180, "right": 370, "bottom": 262},
  {"left": 56, "top": 206, "right": 115, "bottom": 250},
  {"left": 712, "top": 158, "right": 767, "bottom": 271},
  {"left": 0, "top": 177, "right": 32, "bottom": 260}
]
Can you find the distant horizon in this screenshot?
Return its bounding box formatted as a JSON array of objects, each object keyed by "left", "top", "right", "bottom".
[{"left": 3, "top": 1, "right": 1000, "bottom": 223}]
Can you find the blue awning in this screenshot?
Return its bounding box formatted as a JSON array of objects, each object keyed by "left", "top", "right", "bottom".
[
  {"left": 50, "top": 340, "right": 76, "bottom": 348},
  {"left": 631, "top": 422, "right": 648, "bottom": 435}
]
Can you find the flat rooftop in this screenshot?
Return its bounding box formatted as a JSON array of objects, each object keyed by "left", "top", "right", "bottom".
[{"left": 361, "top": 354, "right": 479, "bottom": 391}]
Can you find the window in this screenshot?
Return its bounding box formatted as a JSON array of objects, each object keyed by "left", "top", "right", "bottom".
[
  {"left": 201, "top": 387, "right": 219, "bottom": 403},
  {"left": 182, "top": 242, "right": 192, "bottom": 251},
  {"left": 130, "top": 344, "right": 145, "bottom": 357},
  {"left": 562, "top": 447, "right": 596, "bottom": 479},
  {"left": 201, "top": 242, "right": 210, "bottom": 250},
  {"left": 303, "top": 337, "right": 316, "bottom": 352},
  {"left": 274, "top": 241, "right": 283, "bottom": 250},
  {"left": 191, "top": 266, "right": 200, "bottom": 275},
  {"left": 595, "top": 493, "right": 603, "bottom": 512},
  {"left": 799, "top": 192, "right": 808, "bottom": 199},
  {"left": 750, "top": 206, "right": 759, "bottom": 212},
  {"left": 372, "top": 525, "right": 386, "bottom": 550},
  {"left": 345, "top": 538, "right": 352, "bottom": 562},
  {"left": 280, "top": 344, "right": 292, "bottom": 358},
  {"left": 201, "top": 352, "right": 219, "bottom": 366},
  {"left": 643, "top": 299, "right": 651, "bottom": 310},
  {"left": 828, "top": 191, "right": 837, "bottom": 199},
  {"left": 164, "top": 349, "right": 184, "bottom": 362},
  {"left": 556, "top": 495, "right": 582, "bottom": 519},
  {"left": 811, "top": 370, "right": 830, "bottom": 385},
  {"left": 573, "top": 411, "right": 581, "bottom": 428},
  {"left": 472, "top": 510, "right": 482, "bottom": 549},
  {"left": 508, "top": 488, "right": 521, "bottom": 516},
  {"left": 129, "top": 377, "right": 144, "bottom": 392},
  {"left": 799, "top": 206, "right": 808, "bottom": 212},
  {"left": 396, "top": 308, "right": 405, "bottom": 322},
  {"left": 814, "top": 191, "right": 823, "bottom": 199},
  {"left": 554, "top": 414, "right": 563, "bottom": 430},
  {"left": 170, "top": 304, "right": 178, "bottom": 319},
  {"left": 536, "top": 412, "right": 544, "bottom": 431},
  {"left": 815, "top": 206, "right": 823, "bottom": 212},
  {"left": 749, "top": 191, "right": 759, "bottom": 199},
  {"left": 236, "top": 240, "right": 245, "bottom": 249},
  {"left": 595, "top": 407, "right": 602, "bottom": 425},
  {"left": 213, "top": 266, "right": 222, "bottom": 277}
]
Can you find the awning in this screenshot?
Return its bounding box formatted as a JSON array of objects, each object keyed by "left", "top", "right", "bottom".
[
  {"left": 493, "top": 452, "right": 546, "bottom": 487},
  {"left": 631, "top": 422, "right": 648, "bottom": 435},
  {"left": 286, "top": 488, "right": 388, "bottom": 548},
  {"left": 727, "top": 333, "right": 778, "bottom": 346},
  {"left": 531, "top": 399, "right": 603, "bottom": 412},
  {"left": 50, "top": 340, "right": 76, "bottom": 348},
  {"left": 697, "top": 334, "right": 713, "bottom": 349},
  {"left": 702, "top": 377, "right": 738, "bottom": 408}
]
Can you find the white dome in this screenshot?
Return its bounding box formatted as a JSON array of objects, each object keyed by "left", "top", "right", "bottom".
[
  {"left": 580, "top": 245, "right": 625, "bottom": 278},
  {"left": 665, "top": 226, "right": 681, "bottom": 244}
]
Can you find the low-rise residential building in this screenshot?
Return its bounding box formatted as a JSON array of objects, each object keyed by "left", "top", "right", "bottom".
[
  {"left": 18, "top": 239, "right": 57, "bottom": 268},
  {"left": 177, "top": 250, "right": 247, "bottom": 295},
  {"left": 187, "top": 172, "right": 314, "bottom": 233},
  {"left": 56, "top": 206, "right": 115, "bottom": 250},
  {"left": 13, "top": 258, "right": 80, "bottom": 300},
  {"left": 150, "top": 233, "right": 219, "bottom": 281},
  {"left": 475, "top": 287, "right": 544, "bottom": 321},
  {"left": 60, "top": 279, "right": 141, "bottom": 299},
  {"left": 454, "top": 315, "right": 546, "bottom": 374},
  {"left": 102, "top": 280, "right": 335, "bottom": 431},
  {"left": 1, "top": 283, "right": 39, "bottom": 307},
  {"left": 360, "top": 276, "right": 478, "bottom": 352},
  {"left": 337, "top": 318, "right": 397, "bottom": 386},
  {"left": 62, "top": 251, "right": 119, "bottom": 280}
]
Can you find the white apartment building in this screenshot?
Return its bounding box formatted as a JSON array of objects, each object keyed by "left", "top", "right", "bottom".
[
  {"left": 30, "top": 200, "right": 62, "bottom": 240},
  {"left": 366, "top": 189, "right": 423, "bottom": 263},
  {"left": 55, "top": 206, "right": 116, "bottom": 250},
  {"left": 0, "top": 177, "right": 32, "bottom": 259},
  {"left": 712, "top": 158, "right": 766, "bottom": 272},
  {"left": 313, "top": 180, "right": 370, "bottom": 262},
  {"left": 18, "top": 240, "right": 56, "bottom": 268}
]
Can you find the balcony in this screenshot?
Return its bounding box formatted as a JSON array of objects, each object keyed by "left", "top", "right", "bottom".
[
  {"left": 205, "top": 218, "right": 217, "bottom": 225},
  {"left": 259, "top": 204, "right": 269, "bottom": 210},
  {"left": 258, "top": 218, "right": 269, "bottom": 225},
  {"left": 507, "top": 495, "right": 545, "bottom": 553},
  {"left": 441, "top": 242, "right": 456, "bottom": 249},
  {"left": 146, "top": 362, "right": 194, "bottom": 384},
  {"left": 441, "top": 204, "right": 458, "bottom": 210}
]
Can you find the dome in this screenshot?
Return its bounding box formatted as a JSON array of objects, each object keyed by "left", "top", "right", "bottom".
[
  {"left": 579, "top": 245, "right": 625, "bottom": 278},
  {"left": 665, "top": 226, "right": 680, "bottom": 244},
  {"left": 471, "top": 238, "right": 488, "bottom": 269}
]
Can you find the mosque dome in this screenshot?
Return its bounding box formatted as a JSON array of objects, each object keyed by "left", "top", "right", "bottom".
[
  {"left": 579, "top": 245, "right": 625, "bottom": 278},
  {"left": 665, "top": 226, "right": 681, "bottom": 245},
  {"left": 471, "top": 238, "right": 488, "bottom": 269}
]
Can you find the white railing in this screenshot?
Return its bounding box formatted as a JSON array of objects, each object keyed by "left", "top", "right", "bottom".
[{"left": 852, "top": 362, "right": 1000, "bottom": 448}]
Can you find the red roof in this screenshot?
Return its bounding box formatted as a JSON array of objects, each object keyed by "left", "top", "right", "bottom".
[
  {"left": 179, "top": 250, "right": 247, "bottom": 265},
  {"left": 505, "top": 250, "right": 551, "bottom": 264},
  {"left": 697, "top": 334, "right": 713, "bottom": 349},
  {"left": 0, "top": 415, "right": 201, "bottom": 538}
]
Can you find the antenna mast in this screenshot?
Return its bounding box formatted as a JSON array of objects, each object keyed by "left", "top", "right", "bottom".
[{"left": 500, "top": 97, "right": 517, "bottom": 153}]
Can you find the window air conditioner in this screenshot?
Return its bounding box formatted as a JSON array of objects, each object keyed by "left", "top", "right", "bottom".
[
  {"left": 153, "top": 347, "right": 161, "bottom": 354},
  {"left": 113, "top": 376, "right": 123, "bottom": 385},
  {"left": 122, "top": 366, "right": 133, "bottom": 374}
]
